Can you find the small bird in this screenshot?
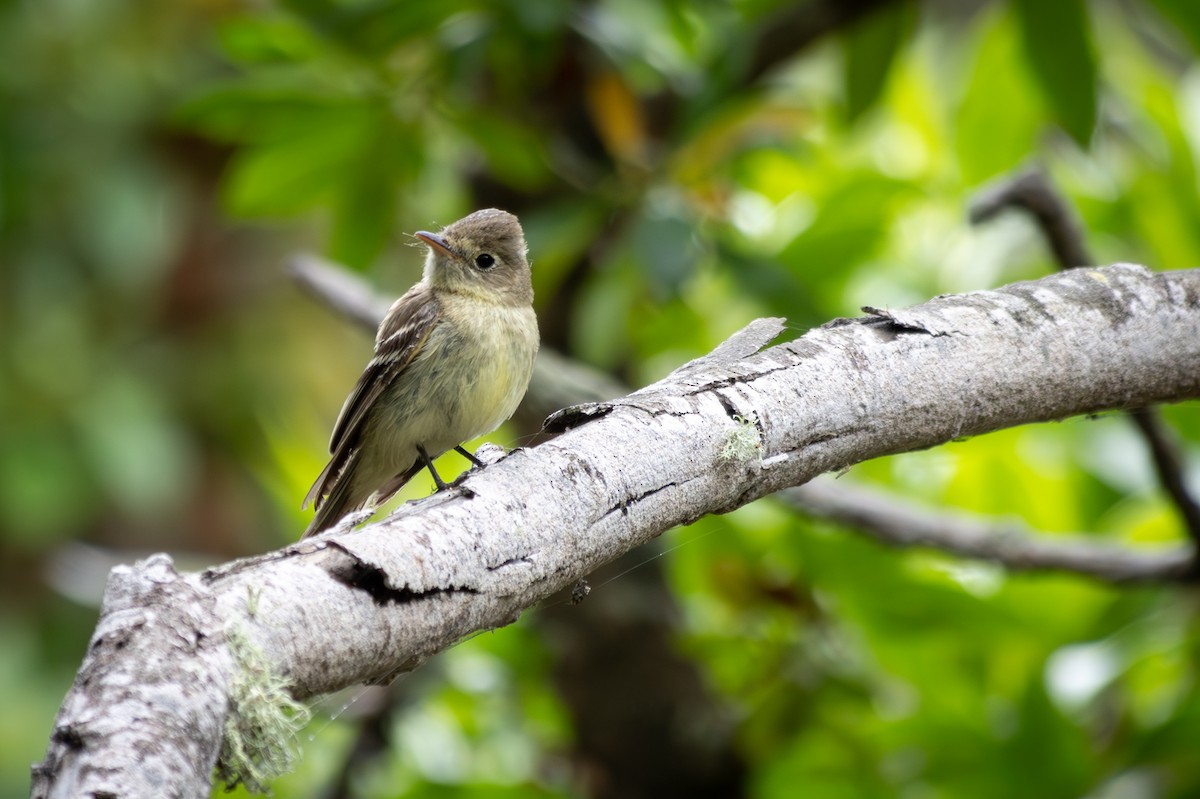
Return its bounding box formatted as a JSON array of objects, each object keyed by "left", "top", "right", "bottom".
[{"left": 302, "top": 209, "right": 539, "bottom": 537}]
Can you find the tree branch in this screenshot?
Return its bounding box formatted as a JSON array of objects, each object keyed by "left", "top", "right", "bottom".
[
  {"left": 292, "top": 253, "right": 1200, "bottom": 581},
  {"left": 969, "top": 166, "right": 1200, "bottom": 546},
  {"left": 783, "top": 479, "right": 1196, "bottom": 583},
  {"left": 34, "top": 263, "right": 1200, "bottom": 797},
  {"left": 969, "top": 166, "right": 1095, "bottom": 267},
  {"left": 746, "top": 0, "right": 902, "bottom": 84},
  {"left": 288, "top": 253, "right": 391, "bottom": 332},
  {"left": 1128, "top": 407, "right": 1200, "bottom": 542}
]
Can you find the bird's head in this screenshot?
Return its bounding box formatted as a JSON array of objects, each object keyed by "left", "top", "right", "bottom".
[{"left": 416, "top": 209, "right": 532, "bottom": 306}]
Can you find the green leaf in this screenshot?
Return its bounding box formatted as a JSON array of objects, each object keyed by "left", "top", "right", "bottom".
[
  {"left": 622, "top": 210, "right": 702, "bottom": 298},
  {"left": 1147, "top": 0, "right": 1200, "bottom": 55},
  {"left": 177, "top": 83, "right": 369, "bottom": 145},
  {"left": 842, "top": 2, "right": 911, "bottom": 124},
  {"left": 222, "top": 118, "right": 365, "bottom": 217},
  {"left": 326, "top": 111, "right": 424, "bottom": 269},
  {"left": 279, "top": 0, "right": 471, "bottom": 56},
  {"left": 216, "top": 15, "right": 323, "bottom": 65},
  {"left": 328, "top": 168, "right": 397, "bottom": 271},
  {"left": 1010, "top": 0, "right": 1098, "bottom": 146},
  {"left": 950, "top": 8, "right": 1046, "bottom": 182},
  {"left": 521, "top": 200, "right": 609, "bottom": 303},
  {"left": 775, "top": 174, "right": 914, "bottom": 308},
  {"left": 451, "top": 109, "right": 554, "bottom": 191},
  {"left": 327, "top": 129, "right": 417, "bottom": 270},
  {"left": 998, "top": 675, "right": 1091, "bottom": 799},
  {"left": 954, "top": 11, "right": 1043, "bottom": 183}
]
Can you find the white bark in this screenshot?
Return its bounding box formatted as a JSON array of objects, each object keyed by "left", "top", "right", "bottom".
[{"left": 33, "top": 264, "right": 1200, "bottom": 798}]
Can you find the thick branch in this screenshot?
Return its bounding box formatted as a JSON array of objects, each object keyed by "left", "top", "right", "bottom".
[
  {"left": 970, "top": 167, "right": 1200, "bottom": 546},
  {"left": 784, "top": 479, "right": 1195, "bottom": 583},
  {"left": 35, "top": 264, "right": 1200, "bottom": 797},
  {"left": 31, "top": 556, "right": 231, "bottom": 798}
]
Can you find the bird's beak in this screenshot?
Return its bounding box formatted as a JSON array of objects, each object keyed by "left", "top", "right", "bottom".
[{"left": 415, "top": 231, "right": 455, "bottom": 258}]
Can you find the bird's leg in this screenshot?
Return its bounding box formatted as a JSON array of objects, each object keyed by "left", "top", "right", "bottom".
[
  {"left": 454, "top": 445, "right": 486, "bottom": 469},
  {"left": 415, "top": 444, "right": 449, "bottom": 491}
]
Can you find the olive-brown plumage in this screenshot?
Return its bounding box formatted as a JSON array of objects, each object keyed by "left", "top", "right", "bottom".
[{"left": 303, "top": 209, "right": 539, "bottom": 536}]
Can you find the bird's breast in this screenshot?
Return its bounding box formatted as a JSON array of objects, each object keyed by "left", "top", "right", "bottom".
[{"left": 419, "top": 297, "right": 538, "bottom": 446}]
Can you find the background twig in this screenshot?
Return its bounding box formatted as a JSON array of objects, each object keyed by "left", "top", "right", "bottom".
[
  {"left": 785, "top": 479, "right": 1196, "bottom": 583},
  {"left": 969, "top": 166, "right": 1095, "bottom": 267}
]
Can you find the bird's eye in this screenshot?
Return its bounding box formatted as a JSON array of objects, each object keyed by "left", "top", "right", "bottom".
[{"left": 474, "top": 253, "right": 496, "bottom": 270}]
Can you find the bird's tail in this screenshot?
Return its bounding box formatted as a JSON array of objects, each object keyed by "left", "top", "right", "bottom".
[
  {"left": 302, "top": 452, "right": 429, "bottom": 538},
  {"left": 303, "top": 450, "right": 370, "bottom": 538},
  {"left": 370, "top": 460, "right": 426, "bottom": 509}
]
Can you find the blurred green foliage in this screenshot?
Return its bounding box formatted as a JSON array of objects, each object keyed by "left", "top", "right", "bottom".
[{"left": 4, "top": 0, "right": 1200, "bottom": 797}]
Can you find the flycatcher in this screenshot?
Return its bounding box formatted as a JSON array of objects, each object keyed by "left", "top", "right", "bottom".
[{"left": 302, "top": 208, "right": 539, "bottom": 536}]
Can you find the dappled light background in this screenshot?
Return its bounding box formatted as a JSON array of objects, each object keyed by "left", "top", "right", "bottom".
[{"left": 4, "top": 0, "right": 1200, "bottom": 796}]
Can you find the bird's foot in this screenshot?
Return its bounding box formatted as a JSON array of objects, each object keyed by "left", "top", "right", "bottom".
[{"left": 459, "top": 443, "right": 508, "bottom": 469}]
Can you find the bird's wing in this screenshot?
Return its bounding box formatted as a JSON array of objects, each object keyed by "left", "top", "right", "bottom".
[
  {"left": 302, "top": 286, "right": 439, "bottom": 510},
  {"left": 327, "top": 285, "right": 440, "bottom": 454}
]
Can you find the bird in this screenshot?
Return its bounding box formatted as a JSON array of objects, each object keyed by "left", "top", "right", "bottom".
[{"left": 302, "top": 208, "right": 539, "bottom": 537}]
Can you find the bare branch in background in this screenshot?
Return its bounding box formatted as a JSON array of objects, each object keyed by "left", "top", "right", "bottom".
[
  {"left": 1129, "top": 407, "right": 1200, "bottom": 543},
  {"left": 784, "top": 479, "right": 1196, "bottom": 584},
  {"left": 969, "top": 165, "right": 1095, "bottom": 267},
  {"left": 747, "top": 0, "right": 902, "bottom": 84}
]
